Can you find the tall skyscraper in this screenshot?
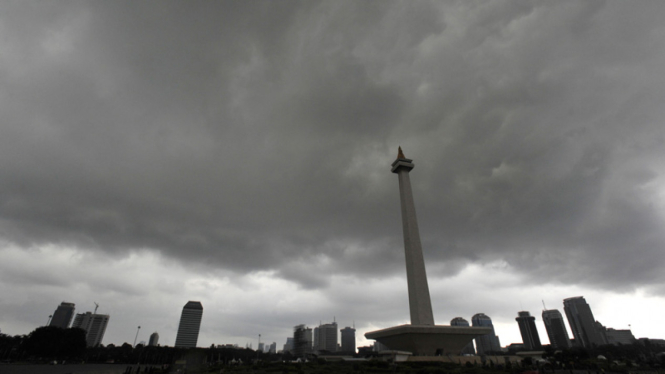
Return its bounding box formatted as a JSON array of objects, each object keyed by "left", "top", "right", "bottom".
[
  {"left": 293, "top": 324, "right": 312, "bottom": 357},
  {"left": 451, "top": 317, "right": 476, "bottom": 355},
  {"left": 305, "top": 327, "right": 313, "bottom": 352},
  {"left": 542, "top": 309, "right": 571, "bottom": 349},
  {"left": 340, "top": 326, "right": 356, "bottom": 353},
  {"left": 315, "top": 321, "right": 338, "bottom": 352},
  {"left": 313, "top": 326, "right": 319, "bottom": 351},
  {"left": 71, "top": 311, "right": 110, "bottom": 347},
  {"left": 563, "top": 296, "right": 606, "bottom": 348},
  {"left": 49, "top": 302, "right": 76, "bottom": 329},
  {"left": 472, "top": 313, "right": 501, "bottom": 354},
  {"left": 515, "top": 311, "right": 541, "bottom": 350},
  {"left": 174, "top": 301, "right": 203, "bottom": 348},
  {"left": 148, "top": 332, "right": 159, "bottom": 347},
  {"left": 269, "top": 342, "right": 277, "bottom": 354}
]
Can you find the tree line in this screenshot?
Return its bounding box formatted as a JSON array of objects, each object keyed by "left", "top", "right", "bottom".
[
  {"left": 3, "top": 326, "right": 665, "bottom": 371},
  {"left": 1, "top": 326, "right": 270, "bottom": 365}
]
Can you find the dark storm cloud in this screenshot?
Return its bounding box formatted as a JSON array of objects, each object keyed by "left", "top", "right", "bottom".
[{"left": 1, "top": 1, "right": 665, "bottom": 296}]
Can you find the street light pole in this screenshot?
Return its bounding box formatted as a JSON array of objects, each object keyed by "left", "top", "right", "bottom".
[{"left": 134, "top": 326, "right": 141, "bottom": 347}]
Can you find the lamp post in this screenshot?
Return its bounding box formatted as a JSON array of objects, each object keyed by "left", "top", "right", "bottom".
[
  {"left": 134, "top": 326, "right": 141, "bottom": 347},
  {"left": 46, "top": 315, "right": 52, "bottom": 326}
]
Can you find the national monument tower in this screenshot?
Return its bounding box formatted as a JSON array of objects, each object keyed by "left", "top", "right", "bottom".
[
  {"left": 393, "top": 147, "right": 434, "bottom": 326},
  {"left": 365, "top": 148, "right": 491, "bottom": 355}
]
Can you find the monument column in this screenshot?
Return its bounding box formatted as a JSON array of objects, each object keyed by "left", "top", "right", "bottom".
[
  {"left": 391, "top": 147, "right": 434, "bottom": 326},
  {"left": 365, "top": 148, "right": 491, "bottom": 355}
]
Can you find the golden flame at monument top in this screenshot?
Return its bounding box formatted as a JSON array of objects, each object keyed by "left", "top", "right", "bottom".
[{"left": 398, "top": 146, "right": 405, "bottom": 159}]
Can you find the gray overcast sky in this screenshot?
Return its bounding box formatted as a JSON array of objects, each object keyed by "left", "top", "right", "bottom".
[{"left": 1, "top": 1, "right": 665, "bottom": 348}]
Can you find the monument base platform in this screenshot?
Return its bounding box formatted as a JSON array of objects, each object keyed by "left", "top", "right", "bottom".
[{"left": 365, "top": 324, "right": 492, "bottom": 356}]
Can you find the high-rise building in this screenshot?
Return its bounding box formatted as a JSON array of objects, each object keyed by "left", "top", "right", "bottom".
[
  {"left": 542, "top": 309, "right": 571, "bottom": 349},
  {"left": 49, "top": 302, "right": 76, "bottom": 329},
  {"left": 340, "top": 326, "right": 356, "bottom": 353},
  {"left": 148, "top": 332, "right": 159, "bottom": 347},
  {"left": 605, "top": 328, "right": 636, "bottom": 346},
  {"left": 293, "top": 324, "right": 312, "bottom": 357},
  {"left": 283, "top": 337, "right": 294, "bottom": 353},
  {"left": 71, "top": 311, "right": 109, "bottom": 347},
  {"left": 472, "top": 313, "right": 501, "bottom": 354},
  {"left": 315, "top": 321, "right": 338, "bottom": 352},
  {"left": 305, "top": 327, "right": 313, "bottom": 352},
  {"left": 515, "top": 311, "right": 541, "bottom": 350},
  {"left": 269, "top": 342, "right": 277, "bottom": 354},
  {"left": 595, "top": 321, "right": 609, "bottom": 344},
  {"left": 313, "top": 326, "right": 319, "bottom": 351},
  {"left": 174, "top": 301, "right": 203, "bottom": 348},
  {"left": 451, "top": 317, "right": 476, "bottom": 355},
  {"left": 563, "top": 296, "right": 607, "bottom": 348}
]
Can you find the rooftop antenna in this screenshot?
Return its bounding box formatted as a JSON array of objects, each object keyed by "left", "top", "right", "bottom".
[
  {"left": 94, "top": 302, "right": 99, "bottom": 314},
  {"left": 542, "top": 300, "right": 547, "bottom": 310}
]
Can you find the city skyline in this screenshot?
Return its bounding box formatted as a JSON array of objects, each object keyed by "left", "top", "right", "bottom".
[
  {"left": 1, "top": 1, "right": 665, "bottom": 350},
  {"left": 11, "top": 296, "right": 654, "bottom": 351}
]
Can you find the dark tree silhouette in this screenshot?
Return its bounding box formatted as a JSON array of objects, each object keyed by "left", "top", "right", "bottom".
[
  {"left": 22, "top": 326, "right": 87, "bottom": 360},
  {"left": 60, "top": 328, "right": 87, "bottom": 358},
  {"left": 0, "top": 333, "right": 25, "bottom": 361}
]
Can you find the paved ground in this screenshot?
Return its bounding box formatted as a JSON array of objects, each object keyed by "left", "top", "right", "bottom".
[{"left": 0, "top": 364, "right": 156, "bottom": 374}]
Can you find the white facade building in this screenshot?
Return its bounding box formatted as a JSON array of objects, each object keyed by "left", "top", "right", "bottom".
[{"left": 72, "top": 311, "right": 110, "bottom": 347}]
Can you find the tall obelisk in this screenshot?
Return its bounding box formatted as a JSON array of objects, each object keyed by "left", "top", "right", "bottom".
[
  {"left": 391, "top": 147, "right": 434, "bottom": 326},
  {"left": 365, "top": 148, "right": 492, "bottom": 355}
]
